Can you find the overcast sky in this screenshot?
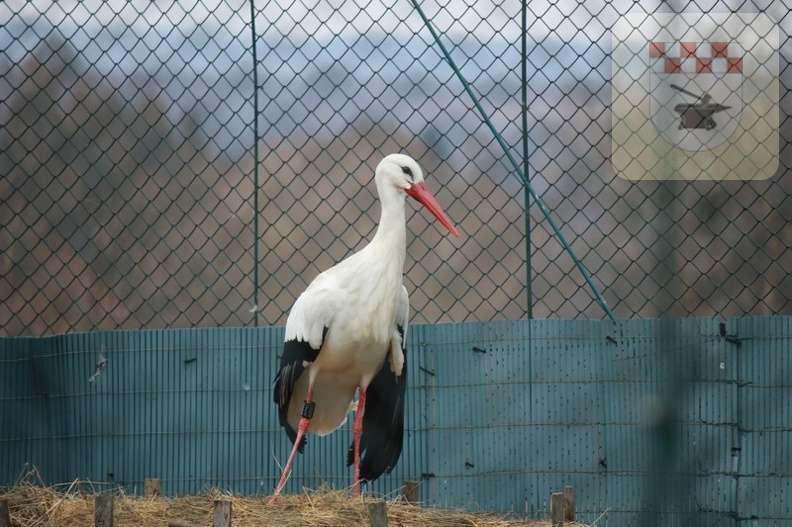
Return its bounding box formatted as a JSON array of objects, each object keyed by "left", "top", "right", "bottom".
[{"left": 3, "top": 0, "right": 790, "bottom": 51}]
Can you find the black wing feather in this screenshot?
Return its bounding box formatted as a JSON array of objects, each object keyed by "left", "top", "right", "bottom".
[
  {"left": 272, "top": 329, "right": 325, "bottom": 452},
  {"left": 347, "top": 325, "right": 407, "bottom": 482}
]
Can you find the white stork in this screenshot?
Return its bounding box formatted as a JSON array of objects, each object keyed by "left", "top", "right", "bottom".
[{"left": 271, "top": 153, "right": 458, "bottom": 499}]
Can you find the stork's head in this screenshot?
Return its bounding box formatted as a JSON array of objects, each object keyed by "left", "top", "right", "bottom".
[{"left": 376, "top": 154, "right": 459, "bottom": 237}]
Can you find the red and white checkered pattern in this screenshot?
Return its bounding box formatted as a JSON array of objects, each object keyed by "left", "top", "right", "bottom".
[{"left": 649, "top": 42, "right": 743, "bottom": 74}]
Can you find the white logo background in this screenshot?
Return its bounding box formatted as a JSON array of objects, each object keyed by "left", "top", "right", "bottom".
[{"left": 611, "top": 13, "right": 778, "bottom": 180}]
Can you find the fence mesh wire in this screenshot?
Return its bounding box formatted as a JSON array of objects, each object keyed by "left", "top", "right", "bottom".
[{"left": 2, "top": 1, "right": 791, "bottom": 336}]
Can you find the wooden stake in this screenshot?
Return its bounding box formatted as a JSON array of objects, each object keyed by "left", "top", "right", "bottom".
[
  {"left": 145, "top": 478, "right": 162, "bottom": 498},
  {"left": 550, "top": 492, "right": 564, "bottom": 527},
  {"left": 95, "top": 495, "right": 114, "bottom": 527},
  {"left": 368, "top": 500, "right": 388, "bottom": 527},
  {"left": 403, "top": 480, "right": 420, "bottom": 504},
  {"left": 168, "top": 522, "right": 203, "bottom": 527},
  {"left": 213, "top": 500, "right": 232, "bottom": 527},
  {"left": 0, "top": 499, "right": 11, "bottom": 527},
  {"left": 563, "top": 486, "right": 575, "bottom": 522}
]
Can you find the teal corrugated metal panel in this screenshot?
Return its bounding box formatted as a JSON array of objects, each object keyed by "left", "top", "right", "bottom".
[
  {"left": 261, "top": 324, "right": 282, "bottom": 493},
  {"left": 56, "top": 332, "right": 81, "bottom": 484},
  {"left": 603, "top": 318, "right": 736, "bottom": 527},
  {"left": 0, "top": 317, "right": 789, "bottom": 522},
  {"left": 0, "top": 336, "right": 51, "bottom": 483},
  {"left": 529, "top": 318, "right": 611, "bottom": 522},
  {"left": 425, "top": 321, "right": 475, "bottom": 507},
  {"left": 231, "top": 326, "right": 265, "bottom": 492},
  {"left": 14, "top": 323, "right": 429, "bottom": 496},
  {"left": 729, "top": 316, "right": 792, "bottom": 524},
  {"left": 417, "top": 319, "right": 613, "bottom": 515}
]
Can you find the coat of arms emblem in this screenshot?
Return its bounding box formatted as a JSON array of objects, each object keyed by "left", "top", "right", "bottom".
[{"left": 648, "top": 41, "right": 742, "bottom": 151}]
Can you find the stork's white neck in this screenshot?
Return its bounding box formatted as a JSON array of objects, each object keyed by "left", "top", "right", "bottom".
[
  {"left": 365, "top": 183, "right": 408, "bottom": 273},
  {"left": 318, "top": 181, "right": 407, "bottom": 349}
]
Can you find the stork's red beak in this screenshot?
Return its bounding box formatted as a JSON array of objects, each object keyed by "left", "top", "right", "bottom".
[{"left": 406, "top": 182, "right": 459, "bottom": 237}]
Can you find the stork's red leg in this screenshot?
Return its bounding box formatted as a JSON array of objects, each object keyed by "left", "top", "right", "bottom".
[
  {"left": 352, "top": 387, "right": 367, "bottom": 497},
  {"left": 269, "top": 385, "right": 315, "bottom": 503}
]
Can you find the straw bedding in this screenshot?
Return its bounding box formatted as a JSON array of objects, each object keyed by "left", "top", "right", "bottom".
[{"left": 1, "top": 475, "right": 588, "bottom": 527}]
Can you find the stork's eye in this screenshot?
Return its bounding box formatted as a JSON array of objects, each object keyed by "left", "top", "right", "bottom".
[{"left": 401, "top": 166, "right": 413, "bottom": 179}]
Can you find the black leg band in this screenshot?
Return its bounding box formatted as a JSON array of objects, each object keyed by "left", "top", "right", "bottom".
[{"left": 301, "top": 400, "right": 316, "bottom": 419}]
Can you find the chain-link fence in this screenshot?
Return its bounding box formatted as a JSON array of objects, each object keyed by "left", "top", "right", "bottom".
[{"left": 2, "top": 1, "right": 791, "bottom": 336}]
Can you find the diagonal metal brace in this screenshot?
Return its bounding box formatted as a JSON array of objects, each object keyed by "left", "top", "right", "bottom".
[{"left": 409, "top": 0, "right": 617, "bottom": 326}]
